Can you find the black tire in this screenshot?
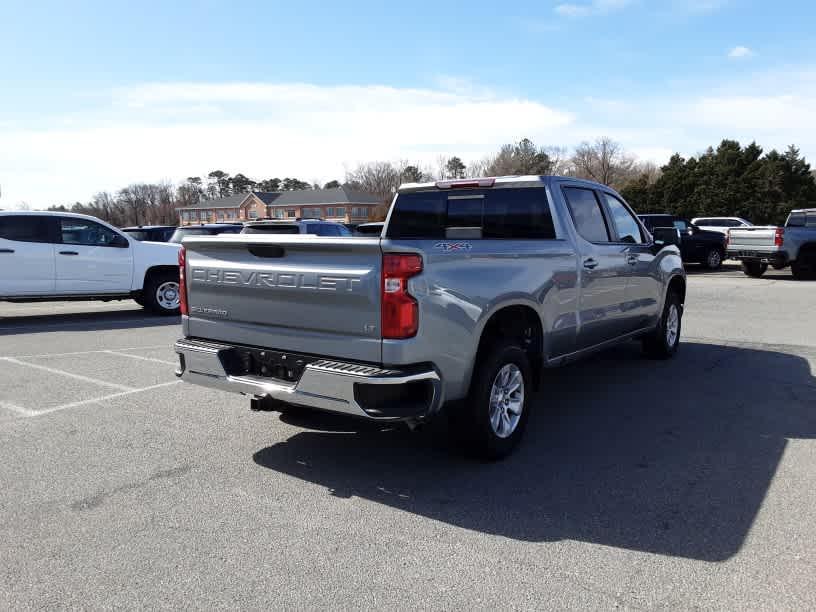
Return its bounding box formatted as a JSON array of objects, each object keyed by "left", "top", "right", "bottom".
[
  {"left": 741, "top": 261, "right": 768, "bottom": 278},
  {"left": 702, "top": 248, "right": 723, "bottom": 270},
  {"left": 133, "top": 294, "right": 145, "bottom": 307},
  {"left": 143, "top": 271, "right": 181, "bottom": 315},
  {"left": 771, "top": 262, "right": 787, "bottom": 270},
  {"left": 450, "top": 343, "right": 532, "bottom": 460},
  {"left": 642, "top": 290, "right": 682, "bottom": 359}
]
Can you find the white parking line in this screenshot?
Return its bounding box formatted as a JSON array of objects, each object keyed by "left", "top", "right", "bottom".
[
  {"left": 104, "top": 350, "right": 177, "bottom": 366},
  {"left": 28, "top": 380, "right": 182, "bottom": 416},
  {"left": 0, "top": 357, "right": 135, "bottom": 392},
  {"left": 0, "top": 401, "right": 37, "bottom": 417},
  {"left": 4, "top": 345, "right": 169, "bottom": 359}
]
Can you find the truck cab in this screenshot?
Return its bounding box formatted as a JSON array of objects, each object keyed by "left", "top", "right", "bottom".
[{"left": 639, "top": 214, "right": 726, "bottom": 269}]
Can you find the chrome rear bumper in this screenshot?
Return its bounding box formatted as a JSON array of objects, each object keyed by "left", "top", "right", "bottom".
[{"left": 174, "top": 338, "right": 442, "bottom": 420}]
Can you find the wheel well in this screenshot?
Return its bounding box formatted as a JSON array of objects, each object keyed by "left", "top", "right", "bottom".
[
  {"left": 668, "top": 275, "right": 686, "bottom": 307},
  {"left": 474, "top": 305, "right": 544, "bottom": 390},
  {"left": 143, "top": 265, "right": 179, "bottom": 290}
]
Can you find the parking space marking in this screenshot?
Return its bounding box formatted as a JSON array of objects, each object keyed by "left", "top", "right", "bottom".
[
  {"left": 0, "top": 401, "right": 37, "bottom": 417},
  {"left": 4, "top": 345, "right": 169, "bottom": 359},
  {"left": 104, "top": 350, "right": 177, "bottom": 366},
  {"left": 27, "top": 380, "right": 182, "bottom": 417},
  {"left": 0, "top": 357, "right": 136, "bottom": 392}
]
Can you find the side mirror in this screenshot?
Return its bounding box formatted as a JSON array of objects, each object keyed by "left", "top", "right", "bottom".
[{"left": 652, "top": 227, "right": 681, "bottom": 249}]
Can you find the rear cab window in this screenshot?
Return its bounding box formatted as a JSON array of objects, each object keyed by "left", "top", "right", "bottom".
[
  {"left": 0, "top": 215, "right": 55, "bottom": 243},
  {"left": 386, "top": 187, "right": 556, "bottom": 240}
]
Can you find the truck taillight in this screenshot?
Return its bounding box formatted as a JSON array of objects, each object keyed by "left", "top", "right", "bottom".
[
  {"left": 179, "top": 246, "right": 188, "bottom": 316},
  {"left": 381, "top": 253, "right": 422, "bottom": 339},
  {"left": 774, "top": 227, "right": 784, "bottom": 247}
]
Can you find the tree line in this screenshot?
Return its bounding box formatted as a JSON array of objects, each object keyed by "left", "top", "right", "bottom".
[{"left": 45, "top": 136, "right": 815, "bottom": 227}]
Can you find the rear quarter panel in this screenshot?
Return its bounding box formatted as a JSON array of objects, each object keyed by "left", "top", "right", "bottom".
[{"left": 381, "top": 237, "right": 579, "bottom": 401}]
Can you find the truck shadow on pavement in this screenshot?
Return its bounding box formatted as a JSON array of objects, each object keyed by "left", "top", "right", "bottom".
[
  {"left": 253, "top": 341, "right": 816, "bottom": 562},
  {"left": 0, "top": 308, "right": 179, "bottom": 335}
]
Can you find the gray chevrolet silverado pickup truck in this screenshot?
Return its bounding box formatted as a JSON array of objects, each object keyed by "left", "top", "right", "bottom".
[
  {"left": 726, "top": 208, "right": 816, "bottom": 279},
  {"left": 175, "top": 176, "right": 686, "bottom": 458}
]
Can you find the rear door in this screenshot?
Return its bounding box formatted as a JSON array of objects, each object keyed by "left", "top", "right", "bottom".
[
  {"left": 0, "top": 215, "right": 57, "bottom": 295},
  {"left": 183, "top": 235, "right": 383, "bottom": 363},
  {"left": 56, "top": 217, "right": 134, "bottom": 293},
  {"left": 561, "top": 185, "right": 632, "bottom": 349}
]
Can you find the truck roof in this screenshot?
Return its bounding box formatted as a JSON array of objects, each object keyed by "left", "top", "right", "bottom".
[{"left": 397, "top": 175, "right": 606, "bottom": 193}]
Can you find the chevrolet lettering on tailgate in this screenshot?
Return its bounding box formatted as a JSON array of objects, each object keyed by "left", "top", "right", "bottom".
[{"left": 191, "top": 268, "right": 362, "bottom": 292}]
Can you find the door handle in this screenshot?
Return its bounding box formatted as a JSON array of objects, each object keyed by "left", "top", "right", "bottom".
[
  {"left": 0, "top": 248, "right": 14, "bottom": 253},
  {"left": 59, "top": 251, "right": 79, "bottom": 256},
  {"left": 626, "top": 254, "right": 639, "bottom": 265},
  {"left": 583, "top": 258, "right": 598, "bottom": 270}
]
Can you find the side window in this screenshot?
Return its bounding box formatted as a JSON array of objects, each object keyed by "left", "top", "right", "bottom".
[
  {"left": 60, "top": 218, "right": 121, "bottom": 247},
  {"left": 0, "top": 215, "right": 54, "bottom": 243},
  {"left": 673, "top": 220, "right": 689, "bottom": 231},
  {"left": 562, "top": 187, "right": 610, "bottom": 243},
  {"left": 306, "top": 224, "right": 320, "bottom": 235},
  {"left": 603, "top": 194, "right": 643, "bottom": 244},
  {"left": 806, "top": 213, "right": 816, "bottom": 228}
]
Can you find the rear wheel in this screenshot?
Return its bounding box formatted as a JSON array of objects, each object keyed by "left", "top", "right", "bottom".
[
  {"left": 450, "top": 343, "right": 532, "bottom": 460},
  {"left": 143, "top": 271, "right": 181, "bottom": 315},
  {"left": 741, "top": 261, "right": 768, "bottom": 278},
  {"left": 642, "top": 290, "right": 682, "bottom": 359},
  {"left": 703, "top": 248, "right": 723, "bottom": 270}
]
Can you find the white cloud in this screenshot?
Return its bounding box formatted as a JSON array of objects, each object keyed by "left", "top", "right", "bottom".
[
  {"left": 554, "top": 0, "right": 632, "bottom": 17},
  {"left": 728, "top": 45, "right": 754, "bottom": 59},
  {"left": 0, "top": 83, "right": 574, "bottom": 207},
  {"left": 3, "top": 68, "right": 816, "bottom": 209}
]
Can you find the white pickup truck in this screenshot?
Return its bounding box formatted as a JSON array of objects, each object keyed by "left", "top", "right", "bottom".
[{"left": 0, "top": 211, "right": 182, "bottom": 314}]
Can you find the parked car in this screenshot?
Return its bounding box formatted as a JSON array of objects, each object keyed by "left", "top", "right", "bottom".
[
  {"left": 639, "top": 214, "right": 726, "bottom": 269},
  {"left": 168, "top": 223, "right": 243, "bottom": 243},
  {"left": 353, "top": 222, "right": 385, "bottom": 236},
  {"left": 174, "top": 176, "right": 685, "bottom": 459},
  {"left": 121, "top": 225, "right": 177, "bottom": 242},
  {"left": 726, "top": 208, "right": 816, "bottom": 279},
  {"left": 241, "top": 219, "right": 352, "bottom": 236},
  {"left": 690, "top": 217, "right": 753, "bottom": 235},
  {"left": 0, "top": 211, "right": 181, "bottom": 314}
]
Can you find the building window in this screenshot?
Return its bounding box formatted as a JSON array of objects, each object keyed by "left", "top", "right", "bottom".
[
  {"left": 326, "top": 208, "right": 335, "bottom": 217},
  {"left": 287, "top": 209, "right": 296, "bottom": 218},
  {"left": 249, "top": 209, "right": 258, "bottom": 219},
  {"left": 182, "top": 211, "right": 190, "bottom": 222},
  {"left": 335, "top": 207, "right": 346, "bottom": 217},
  {"left": 352, "top": 207, "right": 368, "bottom": 217}
]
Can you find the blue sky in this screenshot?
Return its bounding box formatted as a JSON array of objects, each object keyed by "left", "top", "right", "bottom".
[{"left": 1, "top": 0, "right": 814, "bottom": 206}]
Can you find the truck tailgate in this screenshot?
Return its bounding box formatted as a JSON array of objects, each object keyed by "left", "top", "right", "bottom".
[
  {"left": 182, "top": 235, "right": 383, "bottom": 363},
  {"left": 727, "top": 226, "right": 778, "bottom": 248}
]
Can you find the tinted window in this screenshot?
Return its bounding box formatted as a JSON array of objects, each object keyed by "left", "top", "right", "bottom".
[
  {"left": 603, "top": 194, "right": 643, "bottom": 244},
  {"left": 563, "top": 187, "right": 609, "bottom": 242},
  {"left": 387, "top": 188, "right": 556, "bottom": 239},
  {"left": 123, "top": 230, "right": 150, "bottom": 241},
  {"left": 60, "top": 218, "right": 121, "bottom": 246},
  {"left": 0, "top": 215, "right": 53, "bottom": 242},
  {"left": 673, "top": 220, "right": 689, "bottom": 231}
]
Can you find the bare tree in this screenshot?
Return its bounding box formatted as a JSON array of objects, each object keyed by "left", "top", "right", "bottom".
[
  {"left": 345, "top": 161, "right": 401, "bottom": 200},
  {"left": 571, "top": 137, "right": 636, "bottom": 187}
]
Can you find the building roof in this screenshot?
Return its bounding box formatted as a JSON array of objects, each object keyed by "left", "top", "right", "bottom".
[
  {"left": 253, "top": 192, "right": 283, "bottom": 205},
  {"left": 176, "top": 193, "right": 253, "bottom": 210},
  {"left": 271, "top": 186, "right": 382, "bottom": 207}
]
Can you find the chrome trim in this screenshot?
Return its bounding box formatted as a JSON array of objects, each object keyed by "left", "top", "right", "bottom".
[{"left": 174, "top": 338, "right": 443, "bottom": 420}]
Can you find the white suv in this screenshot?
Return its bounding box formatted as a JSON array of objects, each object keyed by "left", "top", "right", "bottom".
[
  {"left": 0, "top": 211, "right": 182, "bottom": 315},
  {"left": 691, "top": 217, "right": 753, "bottom": 235}
]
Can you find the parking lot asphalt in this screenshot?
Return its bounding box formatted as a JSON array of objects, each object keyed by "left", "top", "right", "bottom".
[{"left": 1, "top": 263, "right": 814, "bottom": 609}]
